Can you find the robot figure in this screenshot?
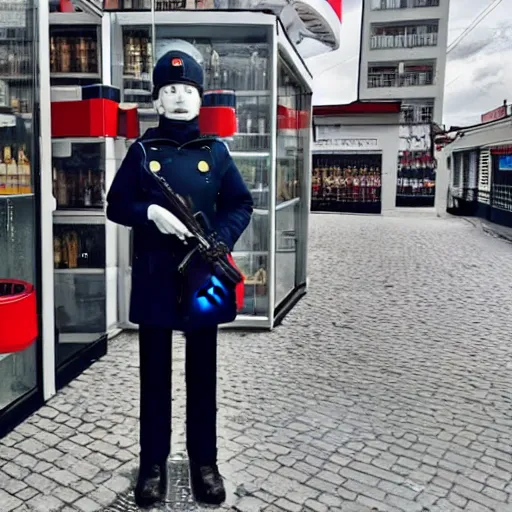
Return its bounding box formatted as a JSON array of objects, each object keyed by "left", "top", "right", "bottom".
[{"left": 106, "top": 46, "right": 253, "bottom": 507}]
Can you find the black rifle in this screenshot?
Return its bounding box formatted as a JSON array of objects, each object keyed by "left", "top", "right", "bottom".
[{"left": 143, "top": 162, "right": 243, "bottom": 287}]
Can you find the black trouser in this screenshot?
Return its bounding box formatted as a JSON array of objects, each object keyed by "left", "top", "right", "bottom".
[{"left": 138, "top": 325, "right": 218, "bottom": 468}]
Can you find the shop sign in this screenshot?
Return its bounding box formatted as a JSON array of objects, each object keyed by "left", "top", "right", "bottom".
[
  {"left": 314, "top": 138, "right": 378, "bottom": 149},
  {"left": 481, "top": 105, "right": 507, "bottom": 123},
  {"left": 491, "top": 145, "right": 512, "bottom": 155}
]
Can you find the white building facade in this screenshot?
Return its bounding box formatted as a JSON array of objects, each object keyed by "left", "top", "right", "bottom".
[{"left": 358, "top": 0, "right": 450, "bottom": 125}]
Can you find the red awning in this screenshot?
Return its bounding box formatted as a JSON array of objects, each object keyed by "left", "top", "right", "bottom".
[{"left": 314, "top": 101, "right": 402, "bottom": 116}]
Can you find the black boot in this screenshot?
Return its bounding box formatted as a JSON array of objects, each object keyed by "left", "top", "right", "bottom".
[
  {"left": 134, "top": 462, "right": 168, "bottom": 508},
  {"left": 189, "top": 462, "right": 226, "bottom": 506}
]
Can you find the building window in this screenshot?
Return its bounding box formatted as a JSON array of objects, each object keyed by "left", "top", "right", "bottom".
[
  {"left": 367, "top": 64, "right": 434, "bottom": 88},
  {"left": 371, "top": 0, "right": 440, "bottom": 9},
  {"left": 400, "top": 101, "right": 434, "bottom": 123},
  {"left": 370, "top": 23, "right": 438, "bottom": 49}
]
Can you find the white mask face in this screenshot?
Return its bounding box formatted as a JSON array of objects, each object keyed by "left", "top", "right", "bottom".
[{"left": 155, "top": 83, "right": 201, "bottom": 121}]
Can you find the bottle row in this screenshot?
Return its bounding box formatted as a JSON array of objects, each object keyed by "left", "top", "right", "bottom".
[
  {"left": 105, "top": 0, "right": 188, "bottom": 10},
  {"left": 1, "top": 83, "right": 33, "bottom": 114},
  {"left": 123, "top": 36, "right": 152, "bottom": 77},
  {"left": 396, "top": 183, "right": 435, "bottom": 196},
  {"left": 53, "top": 167, "right": 104, "bottom": 209},
  {"left": 50, "top": 36, "right": 99, "bottom": 74},
  {"left": 312, "top": 184, "right": 382, "bottom": 203},
  {"left": 0, "top": 145, "right": 31, "bottom": 195},
  {"left": 122, "top": 35, "right": 269, "bottom": 91},
  {"left": 53, "top": 226, "right": 105, "bottom": 269},
  {"left": 205, "top": 52, "right": 269, "bottom": 91},
  {"left": 0, "top": 46, "right": 32, "bottom": 76},
  {"left": 397, "top": 167, "right": 436, "bottom": 180},
  {"left": 313, "top": 163, "right": 383, "bottom": 182}
]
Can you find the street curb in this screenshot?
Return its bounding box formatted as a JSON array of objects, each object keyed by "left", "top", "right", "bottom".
[{"left": 481, "top": 222, "right": 512, "bottom": 243}]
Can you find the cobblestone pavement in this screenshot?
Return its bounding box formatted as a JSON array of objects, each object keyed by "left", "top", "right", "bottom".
[{"left": 2, "top": 212, "right": 512, "bottom": 512}]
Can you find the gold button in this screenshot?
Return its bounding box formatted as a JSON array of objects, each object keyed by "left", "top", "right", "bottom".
[
  {"left": 198, "top": 160, "right": 210, "bottom": 173},
  {"left": 149, "top": 160, "right": 161, "bottom": 173}
]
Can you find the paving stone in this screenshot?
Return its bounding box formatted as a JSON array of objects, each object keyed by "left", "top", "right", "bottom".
[
  {"left": 236, "top": 496, "right": 268, "bottom": 512},
  {"left": 0, "top": 489, "right": 23, "bottom": 511},
  {"left": 273, "top": 498, "right": 301, "bottom": 511},
  {"left": 89, "top": 486, "right": 118, "bottom": 506},
  {"left": 26, "top": 494, "right": 63, "bottom": 512},
  {"left": 52, "top": 486, "right": 81, "bottom": 504},
  {"left": 16, "top": 486, "right": 39, "bottom": 501},
  {"left": 25, "top": 473, "right": 58, "bottom": 494},
  {"left": 2, "top": 461, "right": 30, "bottom": 479},
  {"left": 2, "top": 213, "right": 512, "bottom": 512},
  {"left": 15, "top": 438, "right": 47, "bottom": 455},
  {"left": 103, "top": 474, "right": 131, "bottom": 494},
  {"left": 74, "top": 496, "right": 103, "bottom": 512}
]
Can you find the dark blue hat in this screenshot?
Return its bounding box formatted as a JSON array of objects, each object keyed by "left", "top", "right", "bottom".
[{"left": 152, "top": 50, "right": 204, "bottom": 100}]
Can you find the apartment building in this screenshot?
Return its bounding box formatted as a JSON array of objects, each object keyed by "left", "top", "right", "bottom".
[{"left": 358, "top": 0, "right": 450, "bottom": 125}]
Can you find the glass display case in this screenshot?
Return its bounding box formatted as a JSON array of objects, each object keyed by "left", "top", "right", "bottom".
[
  {"left": 109, "top": 10, "right": 313, "bottom": 328},
  {"left": 49, "top": 14, "right": 102, "bottom": 86},
  {"left": 0, "top": 0, "right": 40, "bottom": 432},
  {"left": 52, "top": 139, "right": 107, "bottom": 367}
]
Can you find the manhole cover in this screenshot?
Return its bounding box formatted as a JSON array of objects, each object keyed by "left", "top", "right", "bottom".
[{"left": 102, "top": 457, "right": 203, "bottom": 511}]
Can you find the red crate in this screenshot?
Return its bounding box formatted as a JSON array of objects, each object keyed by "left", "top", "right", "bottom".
[{"left": 51, "top": 98, "right": 119, "bottom": 138}]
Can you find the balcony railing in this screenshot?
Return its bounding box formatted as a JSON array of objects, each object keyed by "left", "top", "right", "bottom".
[
  {"left": 371, "top": 0, "right": 440, "bottom": 10},
  {"left": 367, "top": 70, "right": 434, "bottom": 88},
  {"left": 370, "top": 32, "right": 438, "bottom": 49}
]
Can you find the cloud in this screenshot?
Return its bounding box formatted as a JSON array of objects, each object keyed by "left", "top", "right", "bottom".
[
  {"left": 444, "top": 6, "right": 512, "bottom": 127},
  {"left": 309, "top": 0, "right": 511, "bottom": 128},
  {"left": 306, "top": 2, "right": 362, "bottom": 105},
  {"left": 447, "top": 38, "right": 493, "bottom": 61}
]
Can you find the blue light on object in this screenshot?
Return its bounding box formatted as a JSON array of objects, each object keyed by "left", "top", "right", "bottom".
[{"left": 193, "top": 275, "right": 230, "bottom": 313}]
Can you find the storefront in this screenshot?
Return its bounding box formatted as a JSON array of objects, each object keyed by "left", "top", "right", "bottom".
[
  {"left": 312, "top": 101, "right": 401, "bottom": 214},
  {"left": 396, "top": 124, "right": 436, "bottom": 207},
  {"left": 436, "top": 113, "right": 512, "bottom": 227},
  {"left": 0, "top": 0, "right": 45, "bottom": 436},
  {"left": 109, "top": 10, "right": 314, "bottom": 330},
  {"left": 0, "top": 0, "right": 339, "bottom": 437},
  {"left": 1, "top": 0, "right": 342, "bottom": 436}
]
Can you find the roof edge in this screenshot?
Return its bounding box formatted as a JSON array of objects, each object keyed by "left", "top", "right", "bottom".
[{"left": 313, "top": 100, "right": 402, "bottom": 116}]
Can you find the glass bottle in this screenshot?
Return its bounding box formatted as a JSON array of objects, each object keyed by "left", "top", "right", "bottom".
[
  {"left": 60, "top": 38, "right": 71, "bottom": 73},
  {"left": 84, "top": 170, "right": 92, "bottom": 206},
  {"left": 50, "top": 36, "right": 57, "bottom": 72}
]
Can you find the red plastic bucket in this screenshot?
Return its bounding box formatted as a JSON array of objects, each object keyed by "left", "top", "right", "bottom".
[
  {"left": 199, "top": 90, "right": 237, "bottom": 138},
  {"left": 0, "top": 279, "right": 38, "bottom": 354},
  {"left": 226, "top": 255, "right": 245, "bottom": 311}
]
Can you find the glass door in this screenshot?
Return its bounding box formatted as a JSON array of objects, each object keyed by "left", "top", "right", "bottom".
[
  {"left": 0, "top": 0, "right": 40, "bottom": 418},
  {"left": 275, "top": 57, "right": 311, "bottom": 307},
  {"left": 115, "top": 21, "right": 274, "bottom": 324},
  {"left": 154, "top": 24, "right": 273, "bottom": 319}
]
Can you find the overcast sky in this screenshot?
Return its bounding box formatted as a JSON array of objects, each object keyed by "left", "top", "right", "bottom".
[{"left": 305, "top": 0, "right": 511, "bottom": 128}]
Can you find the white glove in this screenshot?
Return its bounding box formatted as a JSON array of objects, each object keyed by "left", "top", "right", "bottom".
[{"left": 147, "top": 204, "right": 193, "bottom": 241}]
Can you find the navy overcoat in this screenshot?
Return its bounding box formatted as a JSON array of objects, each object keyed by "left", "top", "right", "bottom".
[{"left": 106, "top": 119, "right": 254, "bottom": 330}]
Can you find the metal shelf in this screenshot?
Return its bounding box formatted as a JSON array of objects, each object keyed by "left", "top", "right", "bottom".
[
  {"left": 54, "top": 208, "right": 104, "bottom": 215},
  {"left": 0, "top": 75, "right": 32, "bottom": 81},
  {"left": 0, "top": 193, "right": 34, "bottom": 199},
  {"left": 232, "top": 250, "right": 269, "bottom": 257},
  {"left": 53, "top": 212, "right": 105, "bottom": 225},
  {"left": 50, "top": 73, "right": 101, "bottom": 80},
  {"left": 52, "top": 137, "right": 106, "bottom": 144},
  {"left": 236, "top": 90, "right": 270, "bottom": 97},
  {"left": 231, "top": 151, "right": 270, "bottom": 158},
  {"left": 49, "top": 13, "right": 102, "bottom": 25},
  {"left": 54, "top": 268, "right": 105, "bottom": 274}
]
